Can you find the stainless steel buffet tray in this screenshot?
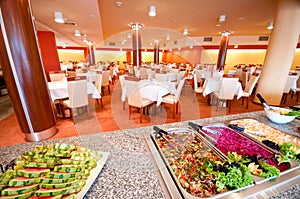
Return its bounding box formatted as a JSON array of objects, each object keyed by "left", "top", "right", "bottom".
[
  {"left": 145, "top": 126, "right": 300, "bottom": 199},
  {"left": 146, "top": 128, "right": 254, "bottom": 199}
]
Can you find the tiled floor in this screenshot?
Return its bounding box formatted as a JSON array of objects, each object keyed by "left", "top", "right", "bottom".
[{"left": 0, "top": 77, "right": 298, "bottom": 147}]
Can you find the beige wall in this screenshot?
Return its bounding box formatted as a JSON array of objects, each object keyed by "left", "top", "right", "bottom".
[
  {"left": 201, "top": 49, "right": 300, "bottom": 72},
  {"left": 57, "top": 49, "right": 85, "bottom": 63},
  {"left": 57, "top": 48, "right": 300, "bottom": 71}
]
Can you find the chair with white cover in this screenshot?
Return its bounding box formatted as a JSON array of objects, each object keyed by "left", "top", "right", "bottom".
[
  {"left": 94, "top": 72, "right": 103, "bottom": 107},
  {"left": 60, "top": 79, "right": 89, "bottom": 123},
  {"left": 241, "top": 69, "right": 249, "bottom": 88},
  {"left": 49, "top": 71, "right": 66, "bottom": 82},
  {"left": 213, "top": 77, "right": 239, "bottom": 113},
  {"left": 128, "top": 84, "right": 154, "bottom": 123},
  {"left": 109, "top": 67, "right": 115, "bottom": 84},
  {"left": 193, "top": 74, "right": 204, "bottom": 102},
  {"left": 282, "top": 74, "right": 299, "bottom": 103},
  {"left": 118, "top": 75, "right": 126, "bottom": 109},
  {"left": 140, "top": 68, "right": 148, "bottom": 80},
  {"left": 101, "top": 71, "right": 110, "bottom": 95},
  {"left": 155, "top": 73, "right": 168, "bottom": 82},
  {"left": 240, "top": 74, "right": 260, "bottom": 109},
  {"left": 162, "top": 77, "right": 185, "bottom": 118}
]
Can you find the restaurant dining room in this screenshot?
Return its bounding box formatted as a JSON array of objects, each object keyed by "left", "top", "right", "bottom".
[{"left": 1, "top": 0, "right": 300, "bottom": 198}]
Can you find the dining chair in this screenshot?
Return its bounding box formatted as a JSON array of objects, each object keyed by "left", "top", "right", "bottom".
[
  {"left": 161, "top": 77, "right": 185, "bottom": 118},
  {"left": 94, "top": 72, "right": 103, "bottom": 108},
  {"left": 101, "top": 71, "right": 110, "bottom": 95},
  {"left": 140, "top": 68, "right": 148, "bottom": 80},
  {"left": 282, "top": 75, "right": 299, "bottom": 103},
  {"left": 109, "top": 67, "right": 115, "bottom": 84},
  {"left": 60, "top": 79, "right": 89, "bottom": 123},
  {"left": 193, "top": 74, "right": 204, "bottom": 103},
  {"left": 241, "top": 69, "right": 249, "bottom": 88},
  {"left": 240, "top": 74, "right": 260, "bottom": 109},
  {"left": 128, "top": 84, "right": 154, "bottom": 123},
  {"left": 213, "top": 77, "right": 239, "bottom": 113},
  {"left": 155, "top": 73, "right": 168, "bottom": 82},
  {"left": 49, "top": 71, "right": 66, "bottom": 82},
  {"left": 118, "top": 75, "right": 126, "bottom": 109}
]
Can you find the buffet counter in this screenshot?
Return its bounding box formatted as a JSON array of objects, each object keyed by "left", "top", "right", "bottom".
[{"left": 0, "top": 111, "right": 300, "bottom": 198}]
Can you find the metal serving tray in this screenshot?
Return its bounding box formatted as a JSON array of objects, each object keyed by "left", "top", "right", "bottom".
[
  {"left": 196, "top": 123, "right": 300, "bottom": 184},
  {"left": 148, "top": 128, "right": 254, "bottom": 199}
]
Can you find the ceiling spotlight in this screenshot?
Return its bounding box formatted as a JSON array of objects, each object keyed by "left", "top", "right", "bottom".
[
  {"left": 74, "top": 30, "right": 81, "bottom": 37},
  {"left": 166, "top": 35, "right": 170, "bottom": 40},
  {"left": 115, "top": 1, "right": 123, "bottom": 7},
  {"left": 234, "top": 45, "right": 238, "bottom": 48},
  {"left": 149, "top": 5, "right": 156, "bottom": 17},
  {"left": 189, "top": 45, "right": 193, "bottom": 49},
  {"left": 183, "top": 28, "right": 189, "bottom": 35},
  {"left": 178, "top": 47, "right": 181, "bottom": 50},
  {"left": 219, "top": 15, "right": 226, "bottom": 23},
  {"left": 127, "top": 32, "right": 131, "bottom": 38},
  {"left": 62, "top": 43, "right": 67, "bottom": 48},
  {"left": 267, "top": 22, "right": 273, "bottom": 30},
  {"left": 83, "top": 36, "right": 88, "bottom": 43},
  {"left": 54, "top": 12, "right": 65, "bottom": 23}
]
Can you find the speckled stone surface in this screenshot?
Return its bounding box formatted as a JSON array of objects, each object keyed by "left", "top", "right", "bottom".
[{"left": 0, "top": 111, "right": 300, "bottom": 198}]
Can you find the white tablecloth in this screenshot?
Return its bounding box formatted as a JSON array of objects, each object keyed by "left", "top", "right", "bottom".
[
  {"left": 48, "top": 81, "right": 101, "bottom": 101},
  {"left": 202, "top": 78, "right": 243, "bottom": 99},
  {"left": 121, "top": 79, "right": 176, "bottom": 106},
  {"left": 76, "top": 72, "right": 97, "bottom": 82}
]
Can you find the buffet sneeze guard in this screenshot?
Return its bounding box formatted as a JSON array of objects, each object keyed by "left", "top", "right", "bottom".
[{"left": 144, "top": 125, "right": 300, "bottom": 199}]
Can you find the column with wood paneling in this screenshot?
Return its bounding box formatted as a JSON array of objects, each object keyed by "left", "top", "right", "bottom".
[
  {"left": 131, "top": 23, "right": 142, "bottom": 67},
  {"left": 87, "top": 43, "right": 95, "bottom": 66},
  {"left": 154, "top": 40, "right": 159, "bottom": 64},
  {"left": 0, "top": 0, "right": 57, "bottom": 141},
  {"left": 217, "top": 31, "right": 230, "bottom": 70}
]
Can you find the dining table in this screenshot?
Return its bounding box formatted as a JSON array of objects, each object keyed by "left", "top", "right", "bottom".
[
  {"left": 47, "top": 80, "right": 101, "bottom": 102},
  {"left": 76, "top": 71, "right": 97, "bottom": 83},
  {"left": 202, "top": 77, "right": 244, "bottom": 106},
  {"left": 121, "top": 79, "right": 176, "bottom": 106}
]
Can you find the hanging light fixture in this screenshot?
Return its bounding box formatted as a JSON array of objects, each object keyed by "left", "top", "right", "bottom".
[
  {"left": 74, "top": 30, "right": 81, "bottom": 37},
  {"left": 183, "top": 28, "right": 189, "bottom": 35},
  {"left": 149, "top": 5, "right": 156, "bottom": 17},
  {"left": 54, "top": 12, "right": 65, "bottom": 23},
  {"left": 267, "top": 22, "right": 273, "bottom": 30}
]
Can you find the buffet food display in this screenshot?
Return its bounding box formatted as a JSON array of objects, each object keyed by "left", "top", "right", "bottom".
[
  {"left": 147, "top": 121, "right": 300, "bottom": 198},
  {"left": 0, "top": 143, "right": 109, "bottom": 199}
]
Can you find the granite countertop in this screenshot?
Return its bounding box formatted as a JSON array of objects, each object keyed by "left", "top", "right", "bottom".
[{"left": 1, "top": 111, "right": 300, "bottom": 198}]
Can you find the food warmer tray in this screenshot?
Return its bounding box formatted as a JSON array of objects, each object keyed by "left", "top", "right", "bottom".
[
  {"left": 145, "top": 127, "right": 300, "bottom": 199},
  {"left": 227, "top": 118, "right": 300, "bottom": 145},
  {"left": 194, "top": 123, "right": 300, "bottom": 184},
  {"left": 146, "top": 127, "right": 254, "bottom": 199}
]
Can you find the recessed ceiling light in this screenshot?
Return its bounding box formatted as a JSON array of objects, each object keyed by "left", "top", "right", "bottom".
[
  {"left": 183, "top": 28, "right": 188, "bottom": 35},
  {"left": 237, "top": 17, "right": 245, "bottom": 20},
  {"left": 149, "top": 5, "right": 156, "bottom": 17},
  {"left": 54, "top": 11, "right": 64, "bottom": 23},
  {"left": 115, "top": 1, "right": 123, "bottom": 7},
  {"left": 216, "top": 23, "right": 221, "bottom": 27},
  {"left": 267, "top": 22, "right": 273, "bottom": 30}
]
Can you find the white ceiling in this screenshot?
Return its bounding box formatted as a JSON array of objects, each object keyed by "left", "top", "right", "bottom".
[{"left": 30, "top": 0, "right": 279, "bottom": 48}]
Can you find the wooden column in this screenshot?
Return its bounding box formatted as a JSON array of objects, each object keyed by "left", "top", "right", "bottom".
[
  {"left": 254, "top": 0, "right": 300, "bottom": 105},
  {"left": 0, "top": 0, "right": 57, "bottom": 141},
  {"left": 154, "top": 40, "right": 159, "bottom": 64},
  {"left": 217, "top": 31, "right": 230, "bottom": 70},
  {"left": 131, "top": 23, "right": 142, "bottom": 67},
  {"left": 87, "top": 43, "right": 95, "bottom": 66}
]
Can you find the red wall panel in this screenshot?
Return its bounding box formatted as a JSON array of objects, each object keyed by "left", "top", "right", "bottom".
[{"left": 37, "top": 31, "right": 60, "bottom": 81}]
